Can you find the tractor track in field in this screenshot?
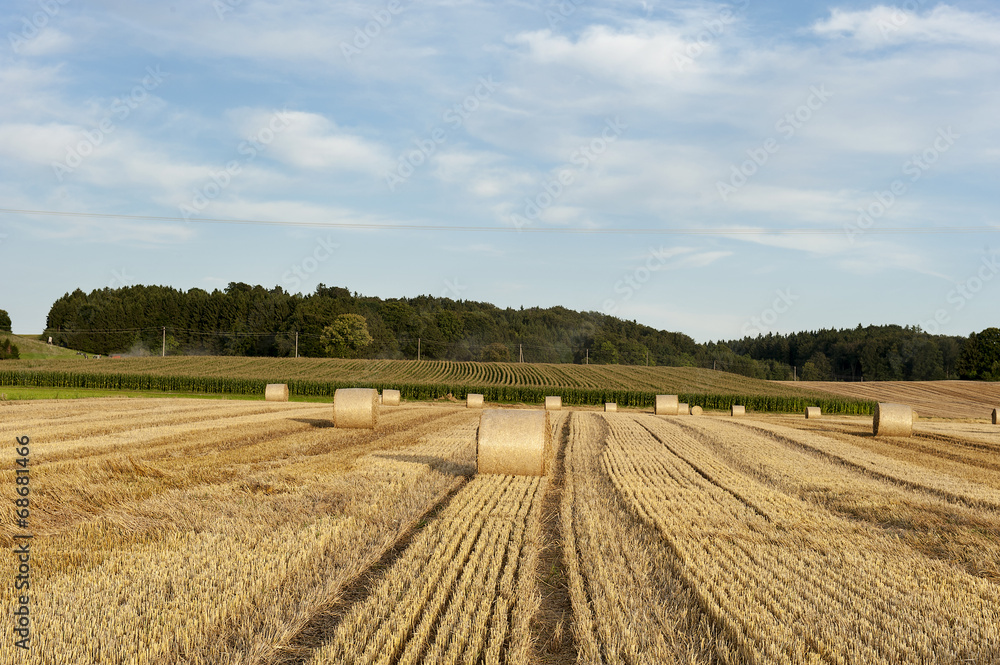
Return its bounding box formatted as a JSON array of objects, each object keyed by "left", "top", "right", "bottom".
[
  {"left": 531, "top": 416, "right": 577, "bottom": 665},
  {"left": 269, "top": 475, "right": 472, "bottom": 665}
]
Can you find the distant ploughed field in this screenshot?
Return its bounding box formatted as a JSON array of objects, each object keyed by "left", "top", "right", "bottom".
[{"left": 785, "top": 380, "right": 1000, "bottom": 419}]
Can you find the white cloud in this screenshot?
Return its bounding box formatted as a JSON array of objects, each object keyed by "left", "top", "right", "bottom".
[
  {"left": 511, "top": 20, "right": 724, "bottom": 89},
  {"left": 233, "top": 110, "right": 392, "bottom": 174},
  {"left": 812, "top": 5, "right": 1000, "bottom": 49},
  {"left": 15, "top": 28, "right": 76, "bottom": 56}
]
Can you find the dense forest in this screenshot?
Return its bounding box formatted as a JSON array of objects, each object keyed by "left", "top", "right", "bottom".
[{"left": 34, "top": 283, "right": 999, "bottom": 381}]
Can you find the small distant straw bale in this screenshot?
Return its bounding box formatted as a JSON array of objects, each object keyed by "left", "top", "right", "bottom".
[
  {"left": 690, "top": 405, "right": 703, "bottom": 416},
  {"left": 545, "top": 396, "right": 562, "bottom": 411},
  {"left": 805, "top": 406, "right": 821, "bottom": 419},
  {"left": 382, "top": 389, "right": 401, "bottom": 406},
  {"left": 873, "top": 402, "right": 912, "bottom": 437},
  {"left": 993, "top": 408, "right": 998, "bottom": 425},
  {"left": 655, "top": 395, "right": 679, "bottom": 415},
  {"left": 264, "top": 384, "right": 288, "bottom": 402},
  {"left": 467, "top": 393, "right": 485, "bottom": 409},
  {"left": 605, "top": 402, "right": 617, "bottom": 412},
  {"left": 676, "top": 403, "right": 688, "bottom": 416},
  {"left": 333, "top": 388, "right": 378, "bottom": 429},
  {"left": 731, "top": 405, "right": 746, "bottom": 416},
  {"left": 477, "top": 409, "right": 550, "bottom": 476}
]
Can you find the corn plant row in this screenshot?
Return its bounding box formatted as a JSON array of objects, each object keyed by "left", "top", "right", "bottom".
[{"left": 0, "top": 369, "right": 874, "bottom": 414}]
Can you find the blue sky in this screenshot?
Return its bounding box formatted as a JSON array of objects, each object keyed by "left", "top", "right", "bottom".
[{"left": 1, "top": 0, "right": 997, "bottom": 341}]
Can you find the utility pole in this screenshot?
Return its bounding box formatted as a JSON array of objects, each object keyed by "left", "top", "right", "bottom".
[
  {"left": 417, "top": 338, "right": 421, "bottom": 361},
  {"left": 519, "top": 344, "right": 523, "bottom": 363},
  {"left": 713, "top": 360, "right": 716, "bottom": 371},
  {"left": 793, "top": 366, "right": 797, "bottom": 381},
  {"left": 646, "top": 350, "right": 649, "bottom": 366},
  {"left": 586, "top": 348, "right": 589, "bottom": 365},
  {"left": 294, "top": 331, "right": 298, "bottom": 358},
  {"left": 161, "top": 327, "right": 166, "bottom": 357}
]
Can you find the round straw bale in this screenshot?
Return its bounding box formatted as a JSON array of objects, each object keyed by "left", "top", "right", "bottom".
[
  {"left": 731, "top": 405, "right": 746, "bottom": 416},
  {"left": 655, "top": 395, "right": 679, "bottom": 415},
  {"left": 467, "top": 393, "right": 484, "bottom": 409},
  {"left": 545, "top": 396, "right": 562, "bottom": 411},
  {"left": 690, "top": 405, "right": 703, "bottom": 416},
  {"left": 264, "top": 384, "right": 289, "bottom": 402},
  {"left": 333, "top": 388, "right": 378, "bottom": 429},
  {"left": 605, "top": 402, "right": 617, "bottom": 412},
  {"left": 676, "top": 402, "right": 689, "bottom": 416},
  {"left": 477, "top": 409, "right": 550, "bottom": 476},
  {"left": 993, "top": 408, "right": 998, "bottom": 425},
  {"left": 381, "top": 389, "right": 401, "bottom": 406},
  {"left": 805, "top": 406, "right": 821, "bottom": 419},
  {"left": 873, "top": 402, "right": 912, "bottom": 437}
]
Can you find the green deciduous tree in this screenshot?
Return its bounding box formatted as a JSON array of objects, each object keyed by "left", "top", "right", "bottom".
[
  {"left": 957, "top": 327, "right": 1000, "bottom": 381},
  {"left": 801, "top": 351, "right": 834, "bottom": 381},
  {"left": 0, "top": 309, "right": 11, "bottom": 333},
  {"left": 480, "top": 342, "right": 511, "bottom": 362},
  {"left": 0, "top": 337, "right": 19, "bottom": 360},
  {"left": 321, "top": 314, "right": 373, "bottom": 358}
]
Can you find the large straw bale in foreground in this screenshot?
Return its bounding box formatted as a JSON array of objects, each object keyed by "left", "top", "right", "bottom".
[
  {"left": 477, "top": 409, "right": 550, "bottom": 476},
  {"left": 545, "top": 396, "right": 562, "bottom": 411},
  {"left": 655, "top": 395, "right": 679, "bottom": 415},
  {"left": 467, "top": 393, "right": 484, "bottom": 409},
  {"left": 805, "top": 406, "right": 821, "bottom": 419},
  {"left": 333, "top": 388, "right": 379, "bottom": 429},
  {"left": 873, "top": 402, "right": 912, "bottom": 437},
  {"left": 381, "top": 389, "right": 401, "bottom": 406},
  {"left": 604, "top": 402, "right": 617, "bottom": 412},
  {"left": 731, "top": 405, "right": 746, "bottom": 416},
  {"left": 690, "top": 405, "right": 703, "bottom": 416},
  {"left": 264, "top": 384, "right": 289, "bottom": 402}
]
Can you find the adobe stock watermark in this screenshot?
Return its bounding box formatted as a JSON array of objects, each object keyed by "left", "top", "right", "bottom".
[
  {"left": 600, "top": 245, "right": 678, "bottom": 316},
  {"left": 919, "top": 254, "right": 999, "bottom": 334},
  {"left": 511, "top": 116, "right": 627, "bottom": 231},
  {"left": 740, "top": 288, "right": 798, "bottom": 337},
  {"left": 179, "top": 109, "right": 292, "bottom": 219},
  {"left": 844, "top": 126, "right": 958, "bottom": 243},
  {"left": 546, "top": 0, "right": 584, "bottom": 29},
  {"left": 385, "top": 75, "right": 499, "bottom": 191},
  {"left": 282, "top": 236, "right": 340, "bottom": 292},
  {"left": 717, "top": 84, "right": 832, "bottom": 201},
  {"left": 875, "top": 0, "right": 927, "bottom": 39},
  {"left": 52, "top": 66, "right": 165, "bottom": 183},
  {"left": 7, "top": 0, "right": 72, "bottom": 53},
  {"left": 674, "top": 0, "right": 749, "bottom": 72},
  {"left": 109, "top": 268, "right": 135, "bottom": 289},
  {"left": 440, "top": 277, "right": 468, "bottom": 300},
  {"left": 340, "top": 0, "right": 413, "bottom": 62},
  {"left": 213, "top": 0, "right": 244, "bottom": 20}
]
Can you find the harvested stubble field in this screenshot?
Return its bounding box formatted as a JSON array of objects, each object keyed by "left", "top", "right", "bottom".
[{"left": 1, "top": 398, "right": 998, "bottom": 664}]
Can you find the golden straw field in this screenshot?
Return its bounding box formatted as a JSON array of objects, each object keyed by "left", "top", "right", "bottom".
[{"left": 2, "top": 396, "right": 998, "bottom": 664}]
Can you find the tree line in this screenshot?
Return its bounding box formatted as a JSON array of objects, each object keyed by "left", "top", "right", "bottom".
[
  {"left": 30, "top": 284, "right": 1000, "bottom": 381},
  {"left": 0, "top": 308, "right": 18, "bottom": 360}
]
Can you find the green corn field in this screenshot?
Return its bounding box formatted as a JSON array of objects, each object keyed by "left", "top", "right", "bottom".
[{"left": 0, "top": 359, "right": 875, "bottom": 414}]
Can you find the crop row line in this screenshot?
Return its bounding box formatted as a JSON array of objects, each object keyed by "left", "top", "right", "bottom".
[{"left": 0, "top": 369, "right": 875, "bottom": 413}]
